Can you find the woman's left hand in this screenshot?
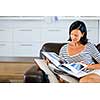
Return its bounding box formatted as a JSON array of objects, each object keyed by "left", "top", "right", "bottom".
[{"left": 86, "top": 64, "right": 95, "bottom": 70}]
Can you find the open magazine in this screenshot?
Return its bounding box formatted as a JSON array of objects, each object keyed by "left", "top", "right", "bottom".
[{"left": 42, "top": 51, "right": 95, "bottom": 78}]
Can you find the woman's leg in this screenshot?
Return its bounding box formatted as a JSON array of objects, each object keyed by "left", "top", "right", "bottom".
[{"left": 79, "top": 73, "right": 100, "bottom": 83}]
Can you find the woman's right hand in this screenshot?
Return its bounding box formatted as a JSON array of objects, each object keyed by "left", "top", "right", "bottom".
[{"left": 45, "top": 58, "right": 50, "bottom": 65}]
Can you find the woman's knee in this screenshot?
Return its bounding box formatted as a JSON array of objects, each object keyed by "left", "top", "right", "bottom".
[
  {"left": 79, "top": 74, "right": 95, "bottom": 83},
  {"left": 79, "top": 77, "right": 89, "bottom": 83},
  {"left": 79, "top": 74, "right": 100, "bottom": 83}
]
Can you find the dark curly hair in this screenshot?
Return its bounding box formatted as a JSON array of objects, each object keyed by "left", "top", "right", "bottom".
[{"left": 68, "top": 20, "right": 88, "bottom": 45}]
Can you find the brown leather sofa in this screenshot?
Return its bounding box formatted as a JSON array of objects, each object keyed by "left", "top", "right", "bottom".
[
  {"left": 40, "top": 43, "right": 67, "bottom": 58},
  {"left": 24, "top": 42, "right": 100, "bottom": 83},
  {"left": 96, "top": 43, "right": 100, "bottom": 52}
]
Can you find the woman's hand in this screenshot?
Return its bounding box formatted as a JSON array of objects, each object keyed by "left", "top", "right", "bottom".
[
  {"left": 45, "top": 58, "right": 50, "bottom": 65},
  {"left": 79, "top": 61, "right": 95, "bottom": 70},
  {"left": 86, "top": 64, "right": 95, "bottom": 70}
]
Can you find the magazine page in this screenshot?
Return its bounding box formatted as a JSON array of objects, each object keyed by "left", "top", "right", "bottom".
[
  {"left": 62, "top": 63, "right": 87, "bottom": 74},
  {"left": 42, "top": 51, "right": 95, "bottom": 78},
  {"left": 58, "top": 64, "right": 95, "bottom": 78},
  {"left": 42, "top": 52, "right": 62, "bottom": 67}
]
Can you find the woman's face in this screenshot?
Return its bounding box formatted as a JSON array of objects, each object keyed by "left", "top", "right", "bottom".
[{"left": 70, "top": 29, "right": 84, "bottom": 43}]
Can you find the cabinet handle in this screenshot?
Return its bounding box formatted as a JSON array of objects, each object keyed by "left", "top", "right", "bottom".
[
  {"left": 0, "top": 29, "right": 5, "bottom": 31},
  {"left": 48, "top": 29, "right": 61, "bottom": 32},
  {"left": 0, "top": 44, "right": 6, "bottom": 46},
  {"left": 19, "top": 29, "right": 32, "bottom": 31},
  {"left": 20, "top": 44, "right": 32, "bottom": 46}
]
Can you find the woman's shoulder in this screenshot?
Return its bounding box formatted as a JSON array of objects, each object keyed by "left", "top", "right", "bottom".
[
  {"left": 87, "top": 42, "right": 95, "bottom": 45},
  {"left": 61, "top": 42, "right": 69, "bottom": 48},
  {"left": 60, "top": 43, "right": 68, "bottom": 51},
  {"left": 86, "top": 42, "right": 96, "bottom": 49}
]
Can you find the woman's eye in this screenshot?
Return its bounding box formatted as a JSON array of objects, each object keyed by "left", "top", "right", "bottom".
[{"left": 75, "top": 35, "right": 78, "bottom": 37}]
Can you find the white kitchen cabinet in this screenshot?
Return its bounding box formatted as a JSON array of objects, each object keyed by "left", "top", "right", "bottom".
[
  {"left": 12, "top": 20, "right": 44, "bottom": 28},
  {"left": 13, "top": 43, "right": 33, "bottom": 57},
  {"left": 13, "top": 42, "right": 42, "bottom": 57},
  {"left": 41, "top": 27, "right": 68, "bottom": 43},
  {"left": 84, "top": 20, "right": 99, "bottom": 44},
  {"left": 32, "top": 42, "right": 43, "bottom": 57},
  {"left": 41, "top": 20, "right": 73, "bottom": 43},
  {"left": 0, "top": 29, "right": 12, "bottom": 42},
  {"left": 0, "top": 42, "right": 13, "bottom": 56},
  {"left": 87, "top": 29, "right": 98, "bottom": 43},
  {"left": 13, "top": 28, "right": 33, "bottom": 43},
  {"left": 0, "top": 28, "right": 13, "bottom": 56},
  {"left": 12, "top": 28, "right": 42, "bottom": 57},
  {"left": 13, "top": 28, "right": 41, "bottom": 43},
  {"left": 84, "top": 20, "right": 98, "bottom": 28},
  {"left": 0, "top": 17, "right": 99, "bottom": 57}
]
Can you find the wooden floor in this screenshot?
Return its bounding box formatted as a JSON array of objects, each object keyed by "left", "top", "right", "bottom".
[{"left": 0, "top": 62, "right": 33, "bottom": 83}]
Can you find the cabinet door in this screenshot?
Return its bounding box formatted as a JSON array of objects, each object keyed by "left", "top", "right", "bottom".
[
  {"left": 13, "top": 28, "right": 42, "bottom": 57},
  {"left": 0, "top": 42, "right": 12, "bottom": 56},
  {"left": 87, "top": 29, "right": 98, "bottom": 43},
  {"left": 32, "top": 42, "right": 43, "bottom": 57},
  {"left": 13, "top": 42, "right": 42, "bottom": 57},
  {"left": 13, "top": 28, "right": 41, "bottom": 43},
  {"left": 13, "top": 28, "right": 33, "bottom": 43},
  {"left": 13, "top": 43, "right": 33, "bottom": 57},
  {"left": 0, "top": 29, "right": 12, "bottom": 42},
  {"left": 84, "top": 20, "right": 99, "bottom": 44},
  {"left": 41, "top": 27, "right": 68, "bottom": 43}
]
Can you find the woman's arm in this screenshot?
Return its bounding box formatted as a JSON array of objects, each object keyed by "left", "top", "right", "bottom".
[
  {"left": 85, "top": 43, "right": 100, "bottom": 70},
  {"left": 87, "top": 63, "right": 100, "bottom": 70},
  {"left": 89, "top": 43, "right": 100, "bottom": 64}
]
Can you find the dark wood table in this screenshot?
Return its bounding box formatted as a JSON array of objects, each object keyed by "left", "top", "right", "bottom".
[
  {"left": 0, "top": 57, "right": 33, "bottom": 83},
  {"left": 0, "top": 62, "right": 33, "bottom": 82}
]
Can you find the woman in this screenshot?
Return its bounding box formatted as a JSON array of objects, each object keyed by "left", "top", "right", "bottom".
[{"left": 59, "top": 20, "right": 100, "bottom": 83}]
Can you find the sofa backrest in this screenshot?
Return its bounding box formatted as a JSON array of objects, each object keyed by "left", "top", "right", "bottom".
[
  {"left": 96, "top": 43, "right": 100, "bottom": 52},
  {"left": 40, "top": 43, "right": 67, "bottom": 58}
]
